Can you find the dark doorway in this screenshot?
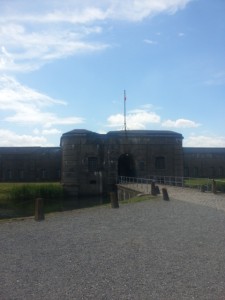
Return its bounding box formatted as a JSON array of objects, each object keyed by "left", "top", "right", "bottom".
[{"left": 118, "top": 153, "right": 136, "bottom": 177}]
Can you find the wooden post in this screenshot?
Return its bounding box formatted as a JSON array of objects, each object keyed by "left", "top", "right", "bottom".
[
  {"left": 162, "top": 188, "right": 169, "bottom": 201},
  {"left": 200, "top": 185, "right": 205, "bottom": 192},
  {"left": 155, "top": 185, "right": 160, "bottom": 194},
  {"left": 212, "top": 180, "right": 217, "bottom": 194},
  {"left": 151, "top": 182, "right": 157, "bottom": 196},
  {"left": 35, "top": 198, "right": 45, "bottom": 221},
  {"left": 110, "top": 192, "right": 119, "bottom": 208}
]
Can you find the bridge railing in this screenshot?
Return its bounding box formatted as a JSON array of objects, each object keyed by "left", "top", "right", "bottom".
[{"left": 117, "top": 175, "right": 214, "bottom": 192}]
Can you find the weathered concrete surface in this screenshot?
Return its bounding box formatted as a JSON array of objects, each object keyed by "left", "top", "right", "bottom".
[{"left": 1, "top": 188, "right": 225, "bottom": 300}]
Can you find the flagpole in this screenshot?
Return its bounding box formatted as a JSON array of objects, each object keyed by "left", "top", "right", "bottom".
[{"left": 124, "top": 90, "right": 127, "bottom": 132}]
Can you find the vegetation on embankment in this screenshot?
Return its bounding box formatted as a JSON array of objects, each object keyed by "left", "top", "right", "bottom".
[
  {"left": 1, "top": 178, "right": 224, "bottom": 219},
  {"left": 184, "top": 178, "right": 225, "bottom": 192},
  {"left": 0, "top": 182, "right": 65, "bottom": 218},
  {"left": 120, "top": 194, "right": 156, "bottom": 204}
]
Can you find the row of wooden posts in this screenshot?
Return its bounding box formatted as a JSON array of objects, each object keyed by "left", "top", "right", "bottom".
[
  {"left": 110, "top": 182, "right": 169, "bottom": 209},
  {"left": 34, "top": 183, "right": 169, "bottom": 221},
  {"left": 35, "top": 180, "right": 220, "bottom": 220}
]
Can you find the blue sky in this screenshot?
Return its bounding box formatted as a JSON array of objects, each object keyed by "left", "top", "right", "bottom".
[{"left": 0, "top": 0, "right": 224, "bottom": 147}]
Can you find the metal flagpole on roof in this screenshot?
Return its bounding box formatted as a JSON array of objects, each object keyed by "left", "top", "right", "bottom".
[{"left": 124, "top": 90, "right": 127, "bottom": 132}]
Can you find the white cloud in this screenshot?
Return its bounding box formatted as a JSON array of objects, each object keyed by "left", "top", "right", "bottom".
[
  {"left": 0, "top": 75, "right": 64, "bottom": 107},
  {"left": 0, "top": 129, "right": 51, "bottom": 146},
  {"left": 1, "top": 6, "right": 108, "bottom": 25},
  {"left": 184, "top": 135, "right": 225, "bottom": 147},
  {"left": 0, "top": 46, "right": 14, "bottom": 70},
  {"left": 107, "top": 109, "right": 160, "bottom": 129},
  {"left": 0, "top": 1, "right": 194, "bottom": 23},
  {"left": 162, "top": 118, "right": 200, "bottom": 128},
  {"left": 204, "top": 71, "right": 225, "bottom": 86},
  {"left": 33, "top": 128, "right": 62, "bottom": 135},
  {"left": 0, "top": 0, "right": 192, "bottom": 72},
  {"left": 0, "top": 75, "right": 84, "bottom": 127},
  {"left": 107, "top": 0, "right": 192, "bottom": 21},
  {"left": 144, "top": 39, "right": 158, "bottom": 45},
  {"left": 43, "top": 116, "right": 85, "bottom": 128},
  {"left": 0, "top": 24, "right": 108, "bottom": 72},
  {"left": 42, "top": 128, "right": 62, "bottom": 135}
]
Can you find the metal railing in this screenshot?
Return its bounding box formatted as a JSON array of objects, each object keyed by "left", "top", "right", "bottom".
[{"left": 117, "top": 175, "right": 214, "bottom": 192}]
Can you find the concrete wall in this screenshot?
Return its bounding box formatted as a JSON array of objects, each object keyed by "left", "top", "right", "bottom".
[
  {"left": 0, "top": 131, "right": 224, "bottom": 197},
  {"left": 60, "top": 129, "right": 184, "bottom": 196},
  {"left": 0, "top": 147, "right": 61, "bottom": 182},
  {"left": 183, "top": 147, "right": 225, "bottom": 178},
  {"left": 117, "top": 185, "right": 140, "bottom": 201}
]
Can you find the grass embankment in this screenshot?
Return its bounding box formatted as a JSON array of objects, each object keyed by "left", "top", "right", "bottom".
[
  {"left": 120, "top": 194, "right": 156, "bottom": 205},
  {"left": 0, "top": 182, "right": 64, "bottom": 218},
  {"left": 184, "top": 178, "right": 225, "bottom": 192}
]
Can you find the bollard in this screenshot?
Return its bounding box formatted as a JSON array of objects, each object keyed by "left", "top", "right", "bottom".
[
  {"left": 35, "top": 198, "right": 45, "bottom": 221},
  {"left": 155, "top": 185, "right": 160, "bottom": 194},
  {"left": 162, "top": 188, "right": 169, "bottom": 201},
  {"left": 212, "top": 180, "right": 217, "bottom": 194},
  {"left": 200, "top": 185, "right": 205, "bottom": 192},
  {"left": 151, "top": 182, "right": 157, "bottom": 196},
  {"left": 110, "top": 192, "right": 119, "bottom": 208}
]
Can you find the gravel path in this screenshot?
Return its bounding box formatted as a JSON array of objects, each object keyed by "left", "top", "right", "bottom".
[{"left": 1, "top": 188, "right": 225, "bottom": 300}]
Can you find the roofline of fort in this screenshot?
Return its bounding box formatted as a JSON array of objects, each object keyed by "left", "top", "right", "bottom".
[{"left": 61, "top": 129, "right": 183, "bottom": 139}]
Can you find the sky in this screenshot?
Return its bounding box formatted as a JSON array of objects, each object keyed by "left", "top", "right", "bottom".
[{"left": 0, "top": 0, "right": 225, "bottom": 147}]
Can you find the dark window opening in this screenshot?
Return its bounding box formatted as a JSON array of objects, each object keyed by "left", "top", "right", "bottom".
[
  {"left": 7, "top": 169, "right": 12, "bottom": 180},
  {"left": 210, "top": 167, "right": 215, "bottom": 178},
  {"left": 219, "top": 167, "right": 224, "bottom": 177},
  {"left": 118, "top": 154, "right": 136, "bottom": 177},
  {"left": 194, "top": 167, "right": 198, "bottom": 177},
  {"left": 155, "top": 157, "right": 165, "bottom": 170},
  {"left": 89, "top": 180, "right": 97, "bottom": 184},
  {"left": 184, "top": 167, "right": 189, "bottom": 177},
  {"left": 41, "top": 169, "right": 47, "bottom": 179},
  {"left": 19, "top": 169, "right": 24, "bottom": 179},
  {"left": 88, "top": 157, "right": 98, "bottom": 172},
  {"left": 139, "top": 161, "right": 145, "bottom": 171}
]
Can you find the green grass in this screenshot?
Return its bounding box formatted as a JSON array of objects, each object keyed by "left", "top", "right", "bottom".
[
  {"left": 215, "top": 179, "right": 225, "bottom": 192},
  {"left": 0, "top": 182, "right": 65, "bottom": 217},
  {"left": 120, "top": 194, "right": 156, "bottom": 204},
  {"left": 184, "top": 178, "right": 211, "bottom": 187},
  {"left": 184, "top": 178, "right": 225, "bottom": 192}
]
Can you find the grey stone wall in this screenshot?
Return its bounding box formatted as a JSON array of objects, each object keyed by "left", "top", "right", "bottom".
[
  {"left": 60, "top": 129, "right": 184, "bottom": 196},
  {"left": 183, "top": 147, "right": 225, "bottom": 178},
  {"left": 0, "top": 147, "right": 61, "bottom": 182},
  {"left": 0, "top": 131, "right": 224, "bottom": 197}
]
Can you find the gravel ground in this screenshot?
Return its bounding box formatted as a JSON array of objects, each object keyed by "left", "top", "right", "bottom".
[{"left": 1, "top": 188, "right": 225, "bottom": 300}]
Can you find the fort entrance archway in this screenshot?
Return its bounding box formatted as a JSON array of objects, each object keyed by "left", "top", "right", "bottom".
[{"left": 118, "top": 153, "right": 136, "bottom": 177}]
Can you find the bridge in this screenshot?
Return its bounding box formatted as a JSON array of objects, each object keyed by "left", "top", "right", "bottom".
[{"left": 116, "top": 175, "right": 222, "bottom": 202}]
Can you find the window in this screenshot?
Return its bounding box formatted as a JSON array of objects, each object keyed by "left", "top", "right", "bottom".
[
  {"left": 88, "top": 157, "right": 98, "bottom": 172},
  {"left": 57, "top": 169, "right": 61, "bottom": 179},
  {"left": 184, "top": 167, "right": 189, "bottom": 177},
  {"left": 219, "top": 167, "right": 224, "bottom": 177},
  {"left": 155, "top": 157, "right": 165, "bottom": 170},
  {"left": 19, "top": 169, "right": 24, "bottom": 180},
  {"left": 194, "top": 167, "right": 198, "bottom": 177},
  {"left": 210, "top": 167, "right": 215, "bottom": 178},
  {"left": 41, "top": 169, "right": 47, "bottom": 179},
  {"left": 139, "top": 161, "right": 145, "bottom": 171},
  {"left": 7, "top": 169, "right": 12, "bottom": 180}
]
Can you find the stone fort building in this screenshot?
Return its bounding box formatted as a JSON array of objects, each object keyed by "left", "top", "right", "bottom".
[{"left": 0, "top": 129, "right": 224, "bottom": 197}]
